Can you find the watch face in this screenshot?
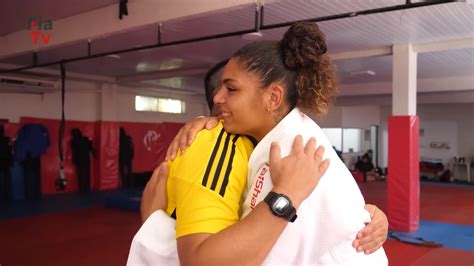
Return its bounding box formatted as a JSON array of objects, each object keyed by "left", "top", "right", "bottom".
[{"left": 273, "top": 197, "right": 290, "bottom": 215}]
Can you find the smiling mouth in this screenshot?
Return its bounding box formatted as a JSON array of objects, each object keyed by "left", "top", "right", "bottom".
[{"left": 219, "top": 112, "right": 231, "bottom": 118}]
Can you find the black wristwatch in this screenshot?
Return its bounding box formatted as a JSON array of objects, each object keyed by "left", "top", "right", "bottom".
[{"left": 264, "top": 191, "right": 297, "bottom": 222}]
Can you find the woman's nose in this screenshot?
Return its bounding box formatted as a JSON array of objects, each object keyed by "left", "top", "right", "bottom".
[{"left": 213, "top": 86, "right": 225, "bottom": 105}]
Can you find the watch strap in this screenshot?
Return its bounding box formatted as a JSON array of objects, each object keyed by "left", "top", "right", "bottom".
[{"left": 264, "top": 191, "right": 298, "bottom": 222}]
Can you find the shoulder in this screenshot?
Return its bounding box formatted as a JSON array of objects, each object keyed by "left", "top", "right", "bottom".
[
  {"left": 170, "top": 124, "right": 227, "bottom": 168},
  {"left": 189, "top": 122, "right": 253, "bottom": 154},
  {"left": 170, "top": 123, "right": 253, "bottom": 174}
]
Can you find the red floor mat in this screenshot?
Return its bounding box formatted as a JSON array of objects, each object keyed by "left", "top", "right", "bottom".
[
  {"left": 359, "top": 181, "right": 474, "bottom": 225},
  {"left": 1, "top": 182, "right": 473, "bottom": 265},
  {"left": 0, "top": 208, "right": 141, "bottom": 266},
  {"left": 384, "top": 239, "right": 474, "bottom": 266}
]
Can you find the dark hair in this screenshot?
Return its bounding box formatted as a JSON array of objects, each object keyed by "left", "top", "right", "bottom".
[
  {"left": 204, "top": 59, "right": 229, "bottom": 110},
  {"left": 71, "top": 128, "right": 82, "bottom": 139},
  {"left": 232, "top": 21, "right": 338, "bottom": 115}
]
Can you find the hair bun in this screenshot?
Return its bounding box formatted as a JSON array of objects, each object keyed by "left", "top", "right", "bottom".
[{"left": 280, "top": 21, "right": 327, "bottom": 71}]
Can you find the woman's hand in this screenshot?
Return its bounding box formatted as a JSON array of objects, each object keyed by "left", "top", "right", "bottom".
[
  {"left": 269, "top": 135, "right": 330, "bottom": 207},
  {"left": 140, "top": 162, "right": 169, "bottom": 223},
  {"left": 165, "top": 116, "right": 219, "bottom": 160},
  {"left": 352, "top": 204, "right": 388, "bottom": 254}
]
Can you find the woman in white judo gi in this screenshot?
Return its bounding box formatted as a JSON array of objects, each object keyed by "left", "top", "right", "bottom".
[
  {"left": 132, "top": 21, "right": 388, "bottom": 265},
  {"left": 211, "top": 20, "right": 388, "bottom": 265}
]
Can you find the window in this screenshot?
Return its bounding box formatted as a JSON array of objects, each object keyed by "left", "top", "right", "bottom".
[
  {"left": 322, "top": 128, "right": 342, "bottom": 151},
  {"left": 342, "top": 128, "right": 362, "bottom": 153},
  {"left": 135, "top": 95, "right": 186, "bottom": 114},
  {"left": 322, "top": 127, "right": 362, "bottom": 153}
]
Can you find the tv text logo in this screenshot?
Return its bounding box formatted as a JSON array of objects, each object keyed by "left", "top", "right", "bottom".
[{"left": 28, "top": 17, "right": 53, "bottom": 45}]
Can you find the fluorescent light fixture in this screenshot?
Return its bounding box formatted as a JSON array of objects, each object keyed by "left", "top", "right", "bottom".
[
  {"left": 349, "top": 70, "right": 376, "bottom": 76},
  {"left": 106, "top": 54, "right": 121, "bottom": 59},
  {"left": 241, "top": 32, "right": 263, "bottom": 41}
]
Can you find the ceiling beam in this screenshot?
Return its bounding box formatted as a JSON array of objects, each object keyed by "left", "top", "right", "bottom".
[
  {"left": 117, "top": 67, "right": 210, "bottom": 83},
  {"left": 0, "top": 62, "right": 115, "bottom": 83},
  {"left": 330, "top": 47, "right": 392, "bottom": 61},
  {"left": 338, "top": 74, "right": 474, "bottom": 96},
  {"left": 330, "top": 37, "right": 474, "bottom": 61},
  {"left": 117, "top": 82, "right": 202, "bottom": 96},
  {"left": 413, "top": 37, "right": 474, "bottom": 53},
  {"left": 335, "top": 91, "right": 474, "bottom": 106}
]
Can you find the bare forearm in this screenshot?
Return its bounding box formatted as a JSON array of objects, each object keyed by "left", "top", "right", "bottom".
[
  {"left": 177, "top": 137, "right": 328, "bottom": 266},
  {"left": 178, "top": 202, "right": 288, "bottom": 266}
]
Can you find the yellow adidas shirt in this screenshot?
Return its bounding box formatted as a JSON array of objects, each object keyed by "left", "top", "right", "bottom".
[{"left": 166, "top": 122, "right": 254, "bottom": 238}]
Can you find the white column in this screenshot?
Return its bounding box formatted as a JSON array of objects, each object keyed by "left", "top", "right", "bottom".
[
  {"left": 387, "top": 44, "right": 420, "bottom": 232},
  {"left": 392, "top": 44, "right": 417, "bottom": 115}
]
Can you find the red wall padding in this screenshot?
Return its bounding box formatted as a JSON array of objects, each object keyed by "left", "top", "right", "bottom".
[
  {"left": 387, "top": 116, "right": 420, "bottom": 232},
  {"left": 94, "top": 121, "right": 120, "bottom": 190},
  {"left": 162, "top": 122, "right": 187, "bottom": 150},
  {"left": 119, "top": 122, "right": 164, "bottom": 173},
  {"left": 118, "top": 122, "right": 183, "bottom": 173},
  {"left": 10, "top": 118, "right": 184, "bottom": 195},
  {"left": 4, "top": 123, "right": 21, "bottom": 138}
]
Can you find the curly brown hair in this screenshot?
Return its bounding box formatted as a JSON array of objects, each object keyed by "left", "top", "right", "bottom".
[{"left": 232, "top": 21, "right": 338, "bottom": 116}]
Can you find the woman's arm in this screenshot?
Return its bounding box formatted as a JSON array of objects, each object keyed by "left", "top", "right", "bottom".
[
  {"left": 165, "top": 116, "right": 219, "bottom": 160},
  {"left": 140, "top": 163, "right": 168, "bottom": 223},
  {"left": 177, "top": 203, "right": 288, "bottom": 266},
  {"left": 177, "top": 136, "right": 329, "bottom": 266},
  {"left": 163, "top": 117, "right": 388, "bottom": 254},
  {"left": 353, "top": 204, "right": 389, "bottom": 254}
]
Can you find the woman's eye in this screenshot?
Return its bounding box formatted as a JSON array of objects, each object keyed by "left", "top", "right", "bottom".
[{"left": 227, "top": 87, "right": 236, "bottom": 92}]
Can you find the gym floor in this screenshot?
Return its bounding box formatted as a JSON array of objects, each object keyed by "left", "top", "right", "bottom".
[{"left": 0, "top": 181, "right": 473, "bottom": 266}]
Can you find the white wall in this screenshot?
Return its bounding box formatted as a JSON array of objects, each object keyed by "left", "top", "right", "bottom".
[
  {"left": 313, "top": 105, "right": 342, "bottom": 127},
  {"left": 341, "top": 106, "right": 380, "bottom": 129},
  {"left": 419, "top": 121, "right": 458, "bottom": 165},
  {"left": 315, "top": 105, "right": 380, "bottom": 129},
  {"left": 0, "top": 90, "right": 100, "bottom": 122},
  {"left": 342, "top": 106, "right": 380, "bottom": 154},
  {"left": 417, "top": 104, "right": 474, "bottom": 159},
  {"left": 0, "top": 80, "right": 209, "bottom": 123}
]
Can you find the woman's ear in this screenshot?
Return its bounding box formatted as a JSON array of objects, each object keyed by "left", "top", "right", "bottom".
[{"left": 267, "top": 84, "right": 285, "bottom": 111}]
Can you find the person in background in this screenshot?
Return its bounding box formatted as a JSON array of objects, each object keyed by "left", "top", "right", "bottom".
[
  {"left": 333, "top": 146, "right": 344, "bottom": 162},
  {"left": 355, "top": 153, "right": 380, "bottom": 182},
  {"left": 0, "top": 125, "right": 13, "bottom": 202},
  {"left": 119, "top": 127, "right": 134, "bottom": 188},
  {"left": 15, "top": 123, "right": 50, "bottom": 200},
  {"left": 71, "top": 128, "right": 94, "bottom": 193},
  {"left": 367, "top": 149, "right": 384, "bottom": 177}
]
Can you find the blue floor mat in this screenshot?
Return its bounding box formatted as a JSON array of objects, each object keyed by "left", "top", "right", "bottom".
[
  {"left": 420, "top": 181, "right": 474, "bottom": 188},
  {"left": 389, "top": 220, "right": 474, "bottom": 251},
  {"left": 0, "top": 188, "right": 143, "bottom": 219},
  {"left": 104, "top": 189, "right": 142, "bottom": 212}
]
